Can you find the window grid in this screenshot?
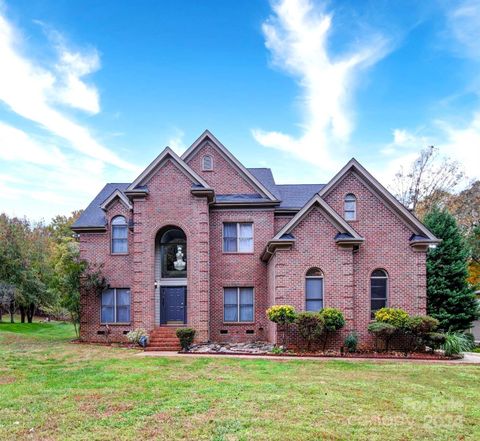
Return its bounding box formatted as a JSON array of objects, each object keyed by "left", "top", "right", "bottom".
[
  {"left": 305, "top": 271, "right": 324, "bottom": 312},
  {"left": 344, "top": 194, "right": 356, "bottom": 221},
  {"left": 370, "top": 270, "right": 388, "bottom": 318},
  {"left": 101, "top": 288, "right": 131, "bottom": 323},
  {"left": 223, "top": 287, "right": 254, "bottom": 322},
  {"left": 223, "top": 222, "right": 253, "bottom": 253},
  {"left": 111, "top": 216, "right": 128, "bottom": 254}
]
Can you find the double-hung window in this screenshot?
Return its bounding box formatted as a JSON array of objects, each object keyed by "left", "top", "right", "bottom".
[
  {"left": 101, "top": 288, "right": 131, "bottom": 323},
  {"left": 223, "top": 222, "right": 253, "bottom": 252},
  {"left": 224, "top": 287, "right": 254, "bottom": 322},
  {"left": 111, "top": 216, "right": 128, "bottom": 254},
  {"left": 305, "top": 268, "right": 324, "bottom": 312}
]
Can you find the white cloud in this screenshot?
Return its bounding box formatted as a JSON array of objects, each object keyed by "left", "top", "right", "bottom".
[
  {"left": 253, "top": 0, "right": 390, "bottom": 172},
  {"left": 167, "top": 128, "right": 186, "bottom": 155},
  {"left": 0, "top": 13, "right": 135, "bottom": 171},
  {"left": 444, "top": 0, "right": 480, "bottom": 59}
]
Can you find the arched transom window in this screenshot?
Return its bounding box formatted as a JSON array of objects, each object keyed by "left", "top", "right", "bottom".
[
  {"left": 202, "top": 154, "right": 213, "bottom": 171},
  {"left": 305, "top": 268, "right": 324, "bottom": 312},
  {"left": 344, "top": 193, "right": 356, "bottom": 221},
  {"left": 371, "top": 269, "right": 388, "bottom": 318},
  {"left": 159, "top": 227, "right": 187, "bottom": 278},
  {"left": 111, "top": 216, "right": 128, "bottom": 254}
]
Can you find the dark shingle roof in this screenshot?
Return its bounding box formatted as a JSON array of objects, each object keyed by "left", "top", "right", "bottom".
[
  {"left": 73, "top": 168, "right": 326, "bottom": 229},
  {"left": 72, "top": 183, "right": 130, "bottom": 229},
  {"left": 248, "top": 168, "right": 324, "bottom": 209},
  {"left": 276, "top": 184, "right": 325, "bottom": 209}
]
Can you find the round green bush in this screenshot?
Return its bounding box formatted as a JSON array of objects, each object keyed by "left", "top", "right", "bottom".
[
  {"left": 368, "top": 321, "right": 397, "bottom": 337},
  {"left": 374, "top": 307, "right": 409, "bottom": 328},
  {"left": 176, "top": 327, "right": 196, "bottom": 351},
  {"left": 295, "top": 312, "right": 324, "bottom": 350},
  {"left": 405, "top": 315, "right": 439, "bottom": 334},
  {"left": 321, "top": 307, "right": 345, "bottom": 332},
  {"left": 266, "top": 305, "right": 296, "bottom": 325},
  {"left": 344, "top": 331, "right": 358, "bottom": 353}
]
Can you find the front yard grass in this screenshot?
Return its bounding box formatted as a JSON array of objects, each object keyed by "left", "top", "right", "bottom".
[{"left": 0, "top": 321, "right": 479, "bottom": 440}]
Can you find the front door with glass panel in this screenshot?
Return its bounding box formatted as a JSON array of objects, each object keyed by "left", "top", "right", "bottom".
[{"left": 160, "top": 286, "right": 186, "bottom": 324}]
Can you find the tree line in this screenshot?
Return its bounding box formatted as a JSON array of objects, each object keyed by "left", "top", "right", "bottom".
[{"left": 0, "top": 146, "right": 478, "bottom": 334}]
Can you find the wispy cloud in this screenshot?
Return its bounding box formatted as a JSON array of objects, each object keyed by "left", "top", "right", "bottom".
[
  {"left": 252, "top": 0, "right": 390, "bottom": 172},
  {"left": 167, "top": 128, "right": 186, "bottom": 155},
  {"left": 0, "top": 12, "right": 134, "bottom": 171}
]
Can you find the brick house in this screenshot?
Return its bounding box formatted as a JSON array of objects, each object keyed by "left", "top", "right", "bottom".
[{"left": 72, "top": 130, "right": 439, "bottom": 349}]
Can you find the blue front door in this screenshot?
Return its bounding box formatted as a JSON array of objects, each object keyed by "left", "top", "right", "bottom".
[{"left": 160, "top": 286, "right": 186, "bottom": 324}]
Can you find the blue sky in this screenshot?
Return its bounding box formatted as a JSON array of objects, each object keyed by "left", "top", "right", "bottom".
[{"left": 0, "top": 0, "right": 479, "bottom": 220}]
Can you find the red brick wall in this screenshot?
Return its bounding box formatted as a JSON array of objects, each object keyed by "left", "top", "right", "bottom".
[
  {"left": 185, "top": 141, "right": 259, "bottom": 195},
  {"left": 79, "top": 199, "right": 134, "bottom": 342},
  {"left": 270, "top": 206, "right": 355, "bottom": 348},
  {"left": 209, "top": 208, "right": 274, "bottom": 342},
  {"left": 323, "top": 170, "right": 428, "bottom": 345}
]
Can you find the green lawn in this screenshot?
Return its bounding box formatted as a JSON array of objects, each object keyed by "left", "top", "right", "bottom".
[{"left": 0, "top": 322, "right": 479, "bottom": 441}]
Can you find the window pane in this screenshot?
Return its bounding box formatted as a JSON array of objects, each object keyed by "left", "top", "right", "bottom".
[
  {"left": 239, "top": 288, "right": 253, "bottom": 305},
  {"left": 238, "top": 238, "right": 253, "bottom": 252},
  {"left": 344, "top": 211, "right": 355, "bottom": 220},
  {"left": 372, "top": 269, "right": 387, "bottom": 277},
  {"left": 101, "top": 289, "right": 114, "bottom": 323},
  {"left": 223, "top": 223, "right": 237, "bottom": 238},
  {"left": 111, "top": 216, "right": 126, "bottom": 225},
  {"left": 112, "top": 238, "right": 128, "bottom": 253},
  {"left": 240, "top": 305, "right": 253, "bottom": 322},
  {"left": 117, "top": 289, "right": 130, "bottom": 306},
  {"left": 224, "top": 305, "right": 238, "bottom": 322},
  {"left": 117, "top": 306, "right": 130, "bottom": 323},
  {"left": 371, "top": 299, "right": 386, "bottom": 311},
  {"left": 223, "top": 238, "right": 237, "bottom": 252},
  {"left": 224, "top": 288, "right": 238, "bottom": 305},
  {"left": 239, "top": 223, "right": 253, "bottom": 239},
  {"left": 112, "top": 225, "right": 127, "bottom": 239},
  {"left": 344, "top": 201, "right": 355, "bottom": 211},
  {"left": 306, "top": 300, "right": 323, "bottom": 312},
  {"left": 306, "top": 278, "right": 323, "bottom": 300}
]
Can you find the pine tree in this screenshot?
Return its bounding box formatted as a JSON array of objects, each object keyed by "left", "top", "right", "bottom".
[{"left": 424, "top": 207, "right": 479, "bottom": 331}]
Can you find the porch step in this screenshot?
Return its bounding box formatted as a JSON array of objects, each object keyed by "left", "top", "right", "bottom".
[{"left": 146, "top": 327, "right": 182, "bottom": 351}]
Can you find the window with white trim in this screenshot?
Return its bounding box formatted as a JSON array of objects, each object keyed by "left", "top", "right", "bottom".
[
  {"left": 202, "top": 155, "right": 213, "bottom": 171},
  {"left": 223, "top": 222, "right": 253, "bottom": 252},
  {"left": 224, "top": 287, "right": 254, "bottom": 322},
  {"left": 111, "top": 216, "right": 128, "bottom": 254},
  {"left": 344, "top": 193, "right": 357, "bottom": 221},
  {"left": 101, "top": 288, "right": 131, "bottom": 323},
  {"left": 305, "top": 268, "right": 324, "bottom": 311},
  {"left": 371, "top": 269, "right": 388, "bottom": 318}
]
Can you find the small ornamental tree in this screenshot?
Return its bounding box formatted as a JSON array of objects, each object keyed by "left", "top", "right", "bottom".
[
  {"left": 375, "top": 308, "right": 410, "bottom": 328},
  {"left": 403, "top": 315, "right": 439, "bottom": 354},
  {"left": 320, "top": 308, "right": 345, "bottom": 351},
  {"left": 295, "top": 312, "right": 324, "bottom": 351},
  {"left": 368, "top": 322, "right": 397, "bottom": 351},
  {"left": 176, "top": 328, "right": 196, "bottom": 351},
  {"left": 266, "top": 305, "right": 296, "bottom": 346}
]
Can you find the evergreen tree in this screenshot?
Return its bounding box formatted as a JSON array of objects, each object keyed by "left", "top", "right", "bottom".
[{"left": 424, "top": 207, "right": 479, "bottom": 331}]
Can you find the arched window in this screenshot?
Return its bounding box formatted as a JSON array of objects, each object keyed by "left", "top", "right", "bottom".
[
  {"left": 344, "top": 193, "right": 356, "bottom": 220},
  {"left": 159, "top": 227, "right": 187, "bottom": 278},
  {"left": 202, "top": 155, "right": 213, "bottom": 171},
  {"left": 371, "top": 269, "right": 388, "bottom": 318},
  {"left": 305, "top": 268, "right": 324, "bottom": 311},
  {"left": 111, "top": 216, "right": 128, "bottom": 254}
]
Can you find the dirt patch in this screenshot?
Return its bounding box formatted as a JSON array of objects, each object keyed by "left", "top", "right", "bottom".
[{"left": 0, "top": 376, "right": 16, "bottom": 384}]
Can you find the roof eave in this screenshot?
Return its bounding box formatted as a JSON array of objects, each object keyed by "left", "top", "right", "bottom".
[{"left": 261, "top": 239, "right": 295, "bottom": 262}]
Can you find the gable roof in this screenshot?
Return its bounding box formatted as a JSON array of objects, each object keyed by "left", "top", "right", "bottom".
[
  {"left": 72, "top": 183, "right": 129, "bottom": 230},
  {"left": 181, "top": 130, "right": 278, "bottom": 201},
  {"left": 127, "top": 147, "right": 211, "bottom": 192},
  {"left": 100, "top": 189, "right": 132, "bottom": 211},
  {"left": 319, "top": 158, "right": 440, "bottom": 242},
  {"left": 273, "top": 194, "right": 364, "bottom": 242}
]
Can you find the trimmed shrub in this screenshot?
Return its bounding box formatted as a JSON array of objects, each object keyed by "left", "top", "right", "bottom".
[
  {"left": 296, "top": 312, "right": 324, "bottom": 351},
  {"left": 403, "top": 315, "right": 440, "bottom": 354},
  {"left": 176, "top": 328, "right": 196, "bottom": 351},
  {"left": 344, "top": 331, "right": 358, "bottom": 353},
  {"left": 375, "top": 307, "right": 409, "bottom": 328},
  {"left": 266, "top": 305, "right": 296, "bottom": 325},
  {"left": 126, "top": 328, "right": 149, "bottom": 346},
  {"left": 320, "top": 307, "right": 345, "bottom": 350},
  {"left": 424, "top": 332, "right": 446, "bottom": 351},
  {"left": 443, "top": 332, "right": 474, "bottom": 356},
  {"left": 266, "top": 305, "right": 296, "bottom": 346},
  {"left": 368, "top": 321, "right": 396, "bottom": 351}
]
